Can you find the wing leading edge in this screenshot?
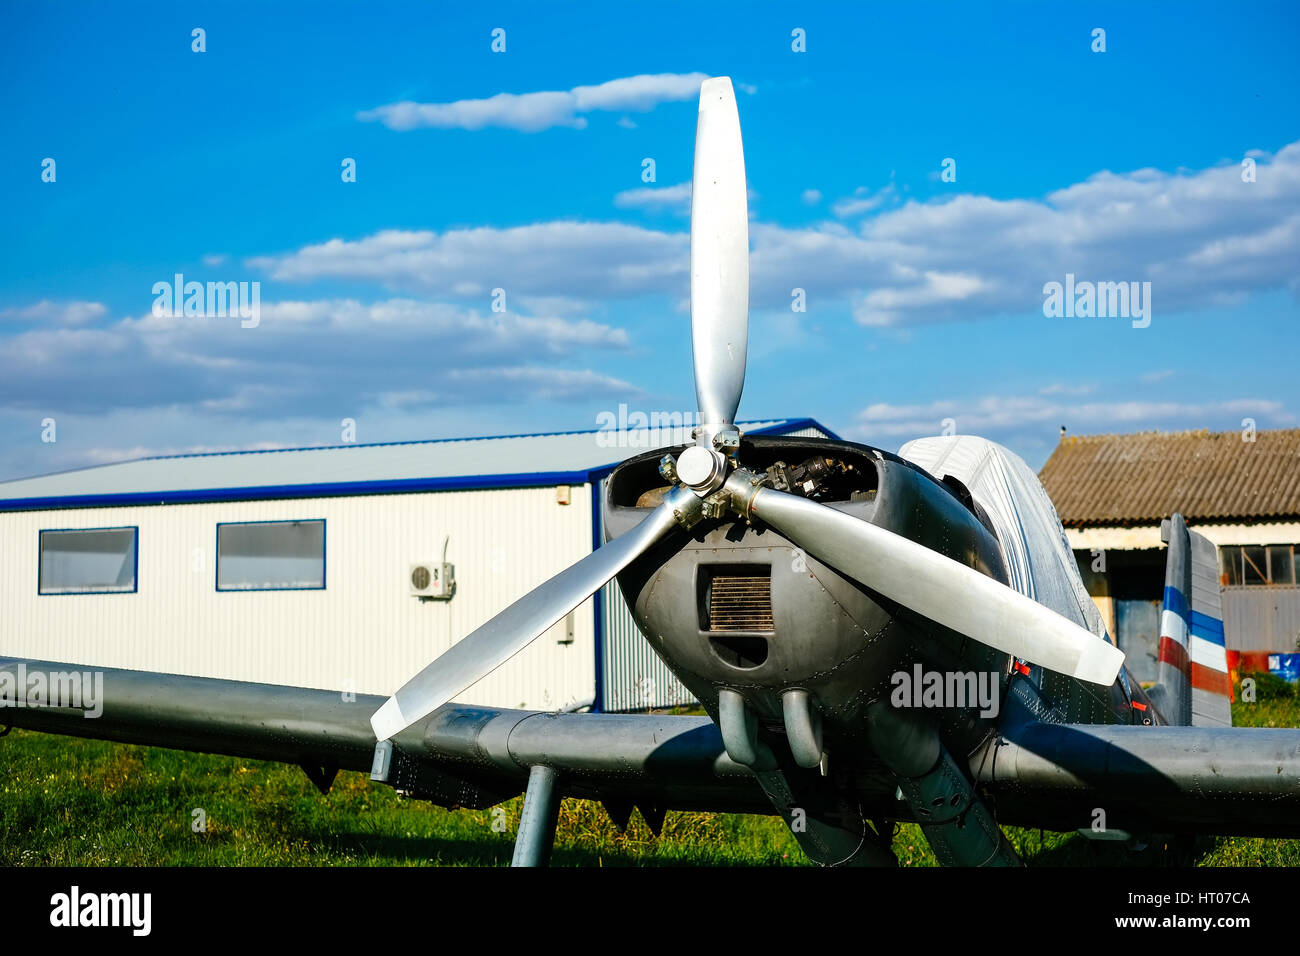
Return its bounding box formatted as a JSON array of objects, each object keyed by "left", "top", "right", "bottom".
[
  {"left": 977, "top": 720, "right": 1300, "bottom": 837},
  {"left": 0, "top": 657, "right": 767, "bottom": 815}
]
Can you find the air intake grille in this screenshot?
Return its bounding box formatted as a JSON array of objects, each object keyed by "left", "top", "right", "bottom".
[{"left": 709, "top": 574, "right": 774, "bottom": 631}]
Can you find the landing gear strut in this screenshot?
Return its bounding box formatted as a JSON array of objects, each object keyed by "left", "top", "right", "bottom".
[{"left": 511, "top": 765, "right": 561, "bottom": 867}]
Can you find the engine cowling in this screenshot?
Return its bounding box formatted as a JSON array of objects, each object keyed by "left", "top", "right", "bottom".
[{"left": 603, "top": 434, "right": 1013, "bottom": 767}]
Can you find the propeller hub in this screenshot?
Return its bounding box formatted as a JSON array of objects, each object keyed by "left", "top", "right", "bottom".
[{"left": 676, "top": 446, "right": 728, "bottom": 496}]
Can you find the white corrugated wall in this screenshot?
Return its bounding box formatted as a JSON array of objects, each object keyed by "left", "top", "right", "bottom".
[
  {"left": 595, "top": 471, "right": 697, "bottom": 712},
  {"left": 599, "top": 577, "right": 698, "bottom": 712},
  {"left": 782, "top": 425, "right": 833, "bottom": 440},
  {"left": 0, "top": 484, "right": 595, "bottom": 710}
]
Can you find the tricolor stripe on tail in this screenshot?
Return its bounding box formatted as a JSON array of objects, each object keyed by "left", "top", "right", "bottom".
[{"left": 1151, "top": 514, "right": 1232, "bottom": 727}]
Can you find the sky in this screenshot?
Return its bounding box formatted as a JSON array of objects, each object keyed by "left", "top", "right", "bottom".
[{"left": 2, "top": 0, "right": 1298, "bottom": 482}]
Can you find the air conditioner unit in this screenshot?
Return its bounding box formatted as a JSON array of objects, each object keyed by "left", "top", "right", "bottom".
[{"left": 410, "top": 561, "right": 455, "bottom": 599}]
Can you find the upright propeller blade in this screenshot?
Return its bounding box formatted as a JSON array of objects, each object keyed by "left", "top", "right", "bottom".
[
  {"left": 690, "top": 76, "right": 749, "bottom": 441},
  {"left": 370, "top": 486, "right": 695, "bottom": 741},
  {"left": 746, "top": 486, "right": 1126, "bottom": 685},
  {"left": 372, "top": 75, "right": 752, "bottom": 741}
]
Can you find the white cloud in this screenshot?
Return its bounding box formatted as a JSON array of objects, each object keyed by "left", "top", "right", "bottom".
[
  {"left": 358, "top": 72, "right": 709, "bottom": 133},
  {"left": 1038, "top": 383, "right": 1096, "bottom": 396},
  {"left": 249, "top": 223, "right": 690, "bottom": 299},
  {"left": 0, "top": 300, "right": 106, "bottom": 327},
  {"left": 247, "top": 139, "right": 1300, "bottom": 328},
  {"left": 754, "top": 141, "right": 1300, "bottom": 325},
  {"left": 853, "top": 393, "right": 1293, "bottom": 443},
  {"left": 513, "top": 294, "right": 596, "bottom": 318},
  {"left": 613, "top": 181, "right": 692, "bottom": 214},
  {"left": 440, "top": 367, "right": 638, "bottom": 402},
  {"left": 831, "top": 183, "right": 896, "bottom": 218},
  {"left": 854, "top": 270, "right": 990, "bottom": 326},
  {"left": 571, "top": 74, "right": 708, "bottom": 111},
  {"left": 0, "top": 298, "right": 635, "bottom": 419},
  {"left": 801, "top": 189, "right": 822, "bottom": 206}
]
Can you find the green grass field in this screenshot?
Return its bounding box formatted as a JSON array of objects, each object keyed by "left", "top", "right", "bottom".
[{"left": 1, "top": 674, "right": 1297, "bottom": 866}]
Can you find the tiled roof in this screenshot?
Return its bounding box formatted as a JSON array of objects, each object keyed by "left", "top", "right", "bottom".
[{"left": 1038, "top": 428, "right": 1300, "bottom": 527}]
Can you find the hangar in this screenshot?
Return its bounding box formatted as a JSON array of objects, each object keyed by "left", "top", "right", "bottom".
[
  {"left": 1039, "top": 427, "right": 1300, "bottom": 683},
  {"left": 0, "top": 419, "right": 834, "bottom": 712}
]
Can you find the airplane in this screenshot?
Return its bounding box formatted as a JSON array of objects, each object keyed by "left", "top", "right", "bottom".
[{"left": 3, "top": 76, "right": 1299, "bottom": 868}]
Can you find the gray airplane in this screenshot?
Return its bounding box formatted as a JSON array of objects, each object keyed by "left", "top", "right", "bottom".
[{"left": 4, "top": 77, "right": 1299, "bottom": 867}]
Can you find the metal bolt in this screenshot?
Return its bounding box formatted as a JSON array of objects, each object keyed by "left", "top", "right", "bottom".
[
  {"left": 702, "top": 497, "right": 727, "bottom": 520},
  {"left": 712, "top": 429, "right": 740, "bottom": 452}
]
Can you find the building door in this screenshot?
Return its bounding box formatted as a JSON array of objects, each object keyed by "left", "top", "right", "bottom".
[{"left": 1116, "top": 598, "right": 1161, "bottom": 684}]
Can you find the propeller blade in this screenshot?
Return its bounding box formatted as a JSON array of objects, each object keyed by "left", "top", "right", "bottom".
[
  {"left": 747, "top": 487, "right": 1125, "bottom": 685},
  {"left": 370, "top": 486, "right": 695, "bottom": 740},
  {"left": 690, "top": 76, "right": 749, "bottom": 435}
]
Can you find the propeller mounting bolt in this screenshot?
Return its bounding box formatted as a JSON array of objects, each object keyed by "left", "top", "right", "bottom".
[
  {"left": 701, "top": 491, "right": 730, "bottom": 520},
  {"left": 711, "top": 427, "right": 741, "bottom": 453},
  {"left": 672, "top": 497, "right": 704, "bottom": 530}
]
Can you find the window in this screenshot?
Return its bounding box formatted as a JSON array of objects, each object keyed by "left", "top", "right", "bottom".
[
  {"left": 1269, "top": 546, "right": 1297, "bottom": 585},
  {"left": 1221, "top": 547, "right": 1239, "bottom": 585},
  {"left": 216, "top": 520, "right": 325, "bottom": 591},
  {"left": 1220, "top": 544, "right": 1300, "bottom": 587},
  {"left": 39, "top": 527, "right": 138, "bottom": 594},
  {"left": 1242, "top": 545, "right": 1267, "bottom": 585}
]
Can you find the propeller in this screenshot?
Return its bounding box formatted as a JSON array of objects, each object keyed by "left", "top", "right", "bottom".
[
  {"left": 370, "top": 485, "right": 697, "bottom": 741},
  {"left": 370, "top": 74, "right": 1122, "bottom": 743},
  {"left": 690, "top": 76, "right": 749, "bottom": 447},
  {"left": 370, "top": 76, "right": 747, "bottom": 742},
  {"left": 742, "top": 485, "right": 1125, "bottom": 685}
]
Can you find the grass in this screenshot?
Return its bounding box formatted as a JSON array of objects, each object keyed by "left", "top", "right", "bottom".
[
  {"left": 0, "top": 730, "right": 804, "bottom": 866},
  {"left": 0, "top": 674, "right": 1296, "bottom": 866}
]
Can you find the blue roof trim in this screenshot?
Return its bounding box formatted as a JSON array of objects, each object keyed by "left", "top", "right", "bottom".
[
  {"left": 0, "top": 425, "right": 652, "bottom": 485},
  {"left": 0, "top": 418, "right": 837, "bottom": 512},
  {"left": 134, "top": 424, "right": 655, "bottom": 463},
  {"left": 0, "top": 470, "right": 604, "bottom": 512},
  {"left": 125, "top": 417, "right": 836, "bottom": 463}
]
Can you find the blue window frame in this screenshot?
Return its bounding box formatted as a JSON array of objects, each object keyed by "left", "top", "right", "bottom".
[
  {"left": 216, "top": 519, "right": 325, "bottom": 591},
  {"left": 39, "top": 526, "right": 138, "bottom": 595}
]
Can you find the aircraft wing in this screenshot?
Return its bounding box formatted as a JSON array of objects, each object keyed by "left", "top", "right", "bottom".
[
  {"left": 975, "top": 720, "right": 1300, "bottom": 838},
  {"left": 8, "top": 656, "right": 1300, "bottom": 860},
  {"left": 0, "top": 657, "right": 769, "bottom": 816}
]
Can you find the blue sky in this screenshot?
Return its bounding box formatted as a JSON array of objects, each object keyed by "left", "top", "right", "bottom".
[{"left": 2, "top": 0, "right": 1298, "bottom": 481}]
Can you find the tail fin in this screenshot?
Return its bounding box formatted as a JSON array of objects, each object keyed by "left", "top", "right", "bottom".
[{"left": 1149, "top": 514, "right": 1231, "bottom": 727}]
